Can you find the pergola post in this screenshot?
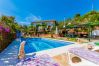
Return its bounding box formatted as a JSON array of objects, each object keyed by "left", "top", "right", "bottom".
[{"left": 88, "top": 26, "right": 92, "bottom": 42}]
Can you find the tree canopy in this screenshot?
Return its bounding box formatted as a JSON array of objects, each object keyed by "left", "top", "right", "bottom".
[
  {"left": 0, "top": 11, "right": 99, "bottom": 34},
  {"left": 59, "top": 11, "right": 99, "bottom": 28},
  {"left": 0, "top": 15, "right": 21, "bottom": 33}
]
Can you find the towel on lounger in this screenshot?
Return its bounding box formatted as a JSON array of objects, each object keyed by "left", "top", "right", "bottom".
[{"left": 69, "top": 47, "right": 99, "bottom": 65}]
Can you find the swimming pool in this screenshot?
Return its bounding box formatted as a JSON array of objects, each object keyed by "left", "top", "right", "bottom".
[{"left": 24, "top": 38, "right": 73, "bottom": 54}]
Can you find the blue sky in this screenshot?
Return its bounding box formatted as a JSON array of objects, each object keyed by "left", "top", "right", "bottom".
[{"left": 0, "top": 0, "right": 99, "bottom": 25}]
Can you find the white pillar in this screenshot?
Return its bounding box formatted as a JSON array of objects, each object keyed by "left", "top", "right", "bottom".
[{"left": 55, "top": 26, "right": 58, "bottom": 34}]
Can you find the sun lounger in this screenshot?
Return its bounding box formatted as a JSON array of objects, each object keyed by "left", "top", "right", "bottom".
[{"left": 68, "top": 47, "right": 99, "bottom": 65}]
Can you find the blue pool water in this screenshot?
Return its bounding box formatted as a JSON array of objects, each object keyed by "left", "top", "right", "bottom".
[{"left": 24, "top": 38, "right": 73, "bottom": 54}]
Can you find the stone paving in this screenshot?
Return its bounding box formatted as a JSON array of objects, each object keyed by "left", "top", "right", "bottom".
[{"left": 0, "top": 40, "right": 20, "bottom": 66}]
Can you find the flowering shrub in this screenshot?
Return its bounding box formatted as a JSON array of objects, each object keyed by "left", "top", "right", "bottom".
[
  {"left": 0, "top": 25, "right": 15, "bottom": 52},
  {"left": 4, "top": 28, "right": 10, "bottom": 32},
  {"left": 0, "top": 26, "right": 3, "bottom": 32},
  {"left": 0, "top": 26, "right": 10, "bottom": 33}
]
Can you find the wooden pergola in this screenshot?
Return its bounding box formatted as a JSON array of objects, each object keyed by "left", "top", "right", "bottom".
[{"left": 65, "top": 22, "right": 99, "bottom": 41}]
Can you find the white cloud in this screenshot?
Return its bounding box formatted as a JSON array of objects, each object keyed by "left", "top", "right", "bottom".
[
  {"left": 0, "top": 0, "right": 42, "bottom": 25},
  {"left": 18, "top": 21, "right": 30, "bottom": 26},
  {"left": 17, "top": 14, "right": 42, "bottom": 25},
  {"left": 25, "top": 14, "right": 42, "bottom": 22}
]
